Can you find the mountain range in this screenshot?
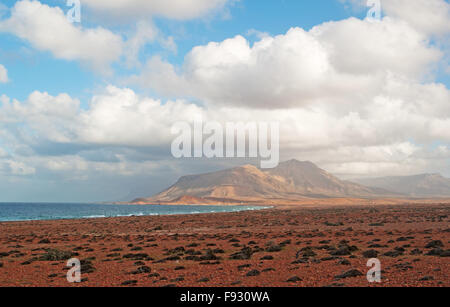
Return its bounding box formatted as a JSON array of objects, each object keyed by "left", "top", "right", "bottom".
[
  {"left": 129, "top": 159, "right": 450, "bottom": 204},
  {"left": 354, "top": 173, "right": 450, "bottom": 198}
]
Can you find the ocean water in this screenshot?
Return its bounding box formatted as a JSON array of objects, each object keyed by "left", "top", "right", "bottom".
[{"left": 0, "top": 203, "right": 269, "bottom": 222}]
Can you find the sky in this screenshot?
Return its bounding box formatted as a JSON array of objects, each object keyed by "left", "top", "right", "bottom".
[{"left": 0, "top": 0, "right": 449, "bottom": 202}]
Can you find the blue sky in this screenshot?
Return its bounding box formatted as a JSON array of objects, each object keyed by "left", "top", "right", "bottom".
[
  {"left": 0, "top": 0, "right": 449, "bottom": 202},
  {"left": 0, "top": 0, "right": 368, "bottom": 101}
]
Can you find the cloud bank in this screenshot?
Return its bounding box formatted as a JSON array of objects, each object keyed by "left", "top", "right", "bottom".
[{"left": 0, "top": 0, "right": 449, "bottom": 201}]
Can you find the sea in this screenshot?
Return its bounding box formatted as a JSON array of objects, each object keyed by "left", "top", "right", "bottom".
[{"left": 0, "top": 203, "right": 269, "bottom": 222}]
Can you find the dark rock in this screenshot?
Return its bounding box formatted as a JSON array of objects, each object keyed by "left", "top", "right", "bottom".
[
  {"left": 230, "top": 247, "right": 253, "bottom": 260},
  {"left": 362, "top": 249, "right": 379, "bottom": 258},
  {"left": 262, "top": 268, "right": 275, "bottom": 273},
  {"left": 280, "top": 240, "right": 291, "bottom": 246},
  {"left": 296, "top": 247, "right": 317, "bottom": 258},
  {"left": 122, "top": 253, "right": 152, "bottom": 261},
  {"left": 440, "top": 250, "right": 450, "bottom": 257},
  {"left": 425, "top": 240, "right": 444, "bottom": 249},
  {"left": 330, "top": 246, "right": 351, "bottom": 256},
  {"left": 121, "top": 280, "right": 138, "bottom": 286},
  {"left": 335, "top": 269, "right": 363, "bottom": 279},
  {"left": 260, "top": 255, "right": 274, "bottom": 260},
  {"left": 21, "top": 258, "right": 37, "bottom": 265},
  {"left": 286, "top": 276, "right": 302, "bottom": 283},
  {"left": 80, "top": 259, "right": 96, "bottom": 274},
  {"left": 337, "top": 259, "right": 351, "bottom": 265},
  {"left": 426, "top": 248, "right": 443, "bottom": 256},
  {"left": 419, "top": 276, "right": 434, "bottom": 281},
  {"left": 321, "top": 256, "right": 338, "bottom": 262},
  {"left": 200, "top": 249, "right": 219, "bottom": 261},
  {"left": 291, "top": 259, "right": 308, "bottom": 264},
  {"left": 132, "top": 266, "right": 151, "bottom": 274},
  {"left": 246, "top": 269, "right": 260, "bottom": 277},
  {"left": 410, "top": 249, "right": 422, "bottom": 255},
  {"left": 265, "top": 244, "right": 282, "bottom": 253},
  {"left": 383, "top": 250, "right": 403, "bottom": 257},
  {"left": 148, "top": 273, "right": 160, "bottom": 278},
  {"left": 237, "top": 264, "right": 251, "bottom": 271},
  {"left": 39, "top": 249, "right": 73, "bottom": 261}
]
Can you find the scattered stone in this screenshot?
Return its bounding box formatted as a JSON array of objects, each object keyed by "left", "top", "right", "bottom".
[
  {"left": 440, "top": 250, "right": 450, "bottom": 257},
  {"left": 200, "top": 249, "right": 219, "bottom": 261},
  {"left": 330, "top": 246, "right": 351, "bottom": 256},
  {"left": 425, "top": 240, "right": 444, "bottom": 249},
  {"left": 148, "top": 273, "right": 160, "bottom": 278},
  {"left": 230, "top": 247, "right": 253, "bottom": 260},
  {"left": 383, "top": 250, "right": 403, "bottom": 258},
  {"left": 265, "top": 244, "right": 282, "bottom": 253},
  {"left": 262, "top": 268, "right": 275, "bottom": 273},
  {"left": 286, "top": 276, "right": 302, "bottom": 283},
  {"left": 246, "top": 269, "right": 260, "bottom": 277},
  {"left": 80, "top": 259, "right": 96, "bottom": 274},
  {"left": 296, "top": 247, "right": 316, "bottom": 258},
  {"left": 39, "top": 249, "right": 73, "bottom": 261},
  {"left": 132, "top": 266, "right": 151, "bottom": 274},
  {"left": 260, "top": 255, "right": 274, "bottom": 260},
  {"left": 419, "top": 276, "right": 434, "bottom": 281},
  {"left": 123, "top": 253, "right": 152, "bottom": 261},
  {"left": 410, "top": 249, "right": 422, "bottom": 255},
  {"left": 426, "top": 248, "right": 443, "bottom": 256},
  {"left": 337, "top": 259, "right": 351, "bottom": 266},
  {"left": 335, "top": 269, "right": 363, "bottom": 280},
  {"left": 362, "top": 249, "right": 379, "bottom": 258}
]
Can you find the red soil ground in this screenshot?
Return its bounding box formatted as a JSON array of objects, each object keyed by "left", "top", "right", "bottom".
[{"left": 0, "top": 203, "right": 449, "bottom": 287}]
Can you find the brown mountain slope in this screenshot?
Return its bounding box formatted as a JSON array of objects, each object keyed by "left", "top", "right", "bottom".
[
  {"left": 133, "top": 160, "right": 395, "bottom": 204},
  {"left": 354, "top": 173, "right": 450, "bottom": 197}
]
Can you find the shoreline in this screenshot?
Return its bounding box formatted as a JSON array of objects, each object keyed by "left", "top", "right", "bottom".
[{"left": 0, "top": 203, "right": 273, "bottom": 224}]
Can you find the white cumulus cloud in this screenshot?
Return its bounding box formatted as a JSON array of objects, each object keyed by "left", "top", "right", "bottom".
[
  {"left": 82, "top": 0, "right": 234, "bottom": 20},
  {"left": 0, "top": 64, "right": 8, "bottom": 83},
  {"left": 130, "top": 16, "right": 442, "bottom": 109},
  {"left": 0, "top": 0, "right": 124, "bottom": 73}
]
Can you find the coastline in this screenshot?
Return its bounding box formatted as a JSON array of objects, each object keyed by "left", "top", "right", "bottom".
[
  {"left": 0, "top": 203, "right": 272, "bottom": 223},
  {"left": 0, "top": 201, "right": 449, "bottom": 287}
]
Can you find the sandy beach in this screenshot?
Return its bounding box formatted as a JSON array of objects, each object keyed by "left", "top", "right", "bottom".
[{"left": 0, "top": 202, "right": 449, "bottom": 287}]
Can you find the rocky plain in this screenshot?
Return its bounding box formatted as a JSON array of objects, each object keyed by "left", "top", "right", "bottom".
[{"left": 0, "top": 202, "right": 448, "bottom": 287}]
